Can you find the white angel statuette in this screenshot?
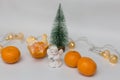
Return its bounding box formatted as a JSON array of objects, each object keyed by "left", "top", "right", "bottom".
[{"left": 47, "top": 45, "right": 63, "bottom": 68}]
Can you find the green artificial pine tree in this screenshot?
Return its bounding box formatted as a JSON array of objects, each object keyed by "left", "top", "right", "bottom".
[{"left": 50, "top": 3, "right": 68, "bottom": 51}]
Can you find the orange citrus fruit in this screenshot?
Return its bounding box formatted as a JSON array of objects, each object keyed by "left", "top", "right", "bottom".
[
  {"left": 64, "top": 51, "right": 81, "bottom": 68},
  {"left": 77, "top": 57, "right": 97, "bottom": 76},
  {"left": 1, "top": 46, "right": 21, "bottom": 64},
  {"left": 28, "top": 42, "right": 48, "bottom": 59}
]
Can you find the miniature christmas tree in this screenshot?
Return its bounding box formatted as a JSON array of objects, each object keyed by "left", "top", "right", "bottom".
[{"left": 50, "top": 3, "right": 68, "bottom": 51}]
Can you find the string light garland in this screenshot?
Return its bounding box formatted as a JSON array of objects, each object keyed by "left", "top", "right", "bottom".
[
  {"left": 68, "top": 37, "right": 120, "bottom": 64},
  {"left": 68, "top": 38, "right": 76, "bottom": 50},
  {"left": 0, "top": 32, "right": 24, "bottom": 51},
  {"left": 0, "top": 32, "right": 119, "bottom": 64},
  {"left": 90, "top": 44, "right": 120, "bottom": 64},
  {"left": 5, "top": 32, "right": 24, "bottom": 41}
]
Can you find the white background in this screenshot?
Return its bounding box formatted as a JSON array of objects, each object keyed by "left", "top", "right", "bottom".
[{"left": 0, "top": 0, "right": 120, "bottom": 80}]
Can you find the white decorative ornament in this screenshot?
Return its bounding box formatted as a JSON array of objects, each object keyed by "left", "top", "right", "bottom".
[{"left": 47, "top": 45, "right": 63, "bottom": 68}]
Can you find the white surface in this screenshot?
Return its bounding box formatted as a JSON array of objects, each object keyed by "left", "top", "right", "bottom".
[{"left": 0, "top": 0, "right": 120, "bottom": 80}]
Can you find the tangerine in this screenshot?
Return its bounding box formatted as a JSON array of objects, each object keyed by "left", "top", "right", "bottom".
[
  {"left": 64, "top": 51, "right": 81, "bottom": 68},
  {"left": 77, "top": 57, "right": 97, "bottom": 76},
  {"left": 28, "top": 42, "right": 48, "bottom": 59},
  {"left": 1, "top": 46, "right": 21, "bottom": 64}
]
